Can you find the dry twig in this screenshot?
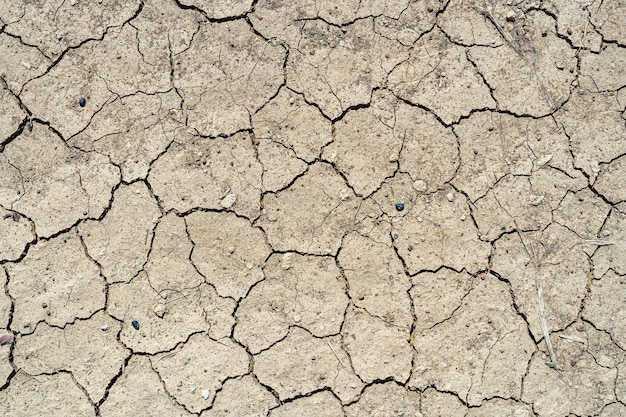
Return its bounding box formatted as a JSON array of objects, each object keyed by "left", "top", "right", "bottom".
[
  {"left": 475, "top": 7, "right": 556, "bottom": 111},
  {"left": 514, "top": 221, "right": 561, "bottom": 371}
]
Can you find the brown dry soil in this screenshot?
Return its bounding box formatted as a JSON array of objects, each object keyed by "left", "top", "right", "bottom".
[{"left": 0, "top": 0, "right": 625, "bottom": 416}]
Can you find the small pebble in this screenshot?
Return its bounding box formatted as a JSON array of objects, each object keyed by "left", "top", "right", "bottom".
[
  {"left": 426, "top": 3, "right": 433, "bottom": 12},
  {"left": 446, "top": 192, "right": 454, "bottom": 202},
  {"left": 131, "top": 320, "right": 140, "bottom": 330},
  {"left": 413, "top": 180, "right": 427, "bottom": 192},
  {"left": 79, "top": 97, "right": 86, "bottom": 107},
  {"left": 289, "top": 97, "right": 295, "bottom": 104},
  {"left": 153, "top": 303, "right": 166, "bottom": 318},
  {"left": 220, "top": 193, "right": 237, "bottom": 209},
  {"left": 202, "top": 389, "right": 210, "bottom": 400},
  {"left": 395, "top": 203, "right": 405, "bottom": 211},
  {"left": 101, "top": 325, "right": 109, "bottom": 331},
  {"left": 440, "top": 71, "right": 446, "bottom": 78},
  {"left": 0, "top": 334, "right": 14, "bottom": 346}
]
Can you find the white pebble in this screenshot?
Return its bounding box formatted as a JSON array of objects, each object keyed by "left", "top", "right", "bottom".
[
  {"left": 202, "top": 390, "right": 210, "bottom": 400},
  {"left": 413, "top": 180, "right": 427, "bottom": 192},
  {"left": 289, "top": 97, "right": 295, "bottom": 104},
  {"left": 101, "top": 325, "right": 109, "bottom": 331},
  {"left": 446, "top": 192, "right": 454, "bottom": 202},
  {"left": 220, "top": 193, "right": 237, "bottom": 209}
]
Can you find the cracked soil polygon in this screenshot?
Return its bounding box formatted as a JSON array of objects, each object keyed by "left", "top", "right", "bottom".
[
  {"left": 0, "top": 123, "right": 119, "bottom": 238},
  {"left": 3, "top": 0, "right": 626, "bottom": 415},
  {"left": 6, "top": 230, "right": 105, "bottom": 333},
  {"left": 200, "top": 374, "right": 277, "bottom": 417},
  {"left": 421, "top": 387, "right": 467, "bottom": 417},
  {"left": 0, "top": 206, "right": 33, "bottom": 262},
  {"left": 556, "top": 91, "right": 626, "bottom": 178},
  {"left": 285, "top": 18, "right": 409, "bottom": 120},
  {"left": 173, "top": 19, "right": 285, "bottom": 137},
  {"left": 472, "top": 168, "right": 584, "bottom": 240},
  {"left": 585, "top": 270, "right": 626, "bottom": 350},
  {"left": 0, "top": 33, "right": 50, "bottom": 94},
  {"left": 254, "top": 327, "right": 363, "bottom": 403},
  {"left": 108, "top": 273, "right": 234, "bottom": 354},
  {"left": 152, "top": 334, "right": 249, "bottom": 413},
  {"left": 389, "top": 27, "right": 495, "bottom": 125},
  {"left": 13, "top": 311, "right": 128, "bottom": 403},
  {"left": 592, "top": 203, "right": 626, "bottom": 277},
  {"left": 545, "top": 0, "right": 603, "bottom": 52},
  {"left": 149, "top": 132, "right": 263, "bottom": 218},
  {"left": 252, "top": 88, "right": 331, "bottom": 163},
  {"left": 595, "top": 155, "right": 626, "bottom": 204},
  {"left": 99, "top": 356, "right": 192, "bottom": 417},
  {"left": 342, "top": 306, "right": 413, "bottom": 383},
  {"left": 186, "top": 211, "right": 271, "bottom": 300},
  {"left": 235, "top": 253, "right": 347, "bottom": 353},
  {"left": 256, "top": 139, "right": 308, "bottom": 192},
  {"left": 390, "top": 183, "right": 490, "bottom": 274},
  {"left": 69, "top": 90, "right": 182, "bottom": 182},
  {"left": 590, "top": 0, "right": 626, "bottom": 44},
  {"left": 468, "top": 10, "right": 576, "bottom": 116},
  {"left": 145, "top": 212, "right": 204, "bottom": 293},
  {"left": 579, "top": 44, "right": 626, "bottom": 92},
  {"left": 344, "top": 382, "right": 421, "bottom": 417},
  {"left": 410, "top": 268, "right": 473, "bottom": 332},
  {"left": 79, "top": 182, "right": 161, "bottom": 284},
  {"left": 339, "top": 232, "right": 412, "bottom": 329},
  {"left": 553, "top": 187, "right": 611, "bottom": 238},
  {"left": 410, "top": 274, "right": 534, "bottom": 406},
  {"left": 258, "top": 162, "right": 360, "bottom": 255},
  {"left": 523, "top": 334, "right": 617, "bottom": 417},
  {"left": 0, "top": 85, "right": 26, "bottom": 143},
  {"left": 0, "top": 372, "right": 95, "bottom": 417},
  {"left": 0, "top": 0, "right": 140, "bottom": 58},
  {"left": 492, "top": 223, "right": 589, "bottom": 340},
  {"left": 374, "top": 1, "right": 439, "bottom": 46},
  {"left": 323, "top": 90, "right": 402, "bottom": 196}
]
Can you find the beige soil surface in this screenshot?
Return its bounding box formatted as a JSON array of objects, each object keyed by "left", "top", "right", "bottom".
[{"left": 1, "top": 0, "right": 625, "bottom": 416}]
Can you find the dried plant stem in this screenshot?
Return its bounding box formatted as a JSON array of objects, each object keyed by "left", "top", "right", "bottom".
[
  {"left": 514, "top": 221, "right": 561, "bottom": 371},
  {"left": 475, "top": 7, "right": 523, "bottom": 56},
  {"left": 476, "top": 7, "right": 556, "bottom": 111}
]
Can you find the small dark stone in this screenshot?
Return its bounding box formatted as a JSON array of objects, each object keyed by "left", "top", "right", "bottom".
[
  {"left": 131, "top": 320, "right": 140, "bottom": 330},
  {"left": 395, "top": 203, "right": 404, "bottom": 211},
  {"left": 407, "top": 245, "right": 413, "bottom": 251},
  {"left": 79, "top": 97, "right": 86, "bottom": 107}
]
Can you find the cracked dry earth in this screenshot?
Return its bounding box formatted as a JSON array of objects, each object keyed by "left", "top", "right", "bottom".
[{"left": 0, "top": 1, "right": 626, "bottom": 417}]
